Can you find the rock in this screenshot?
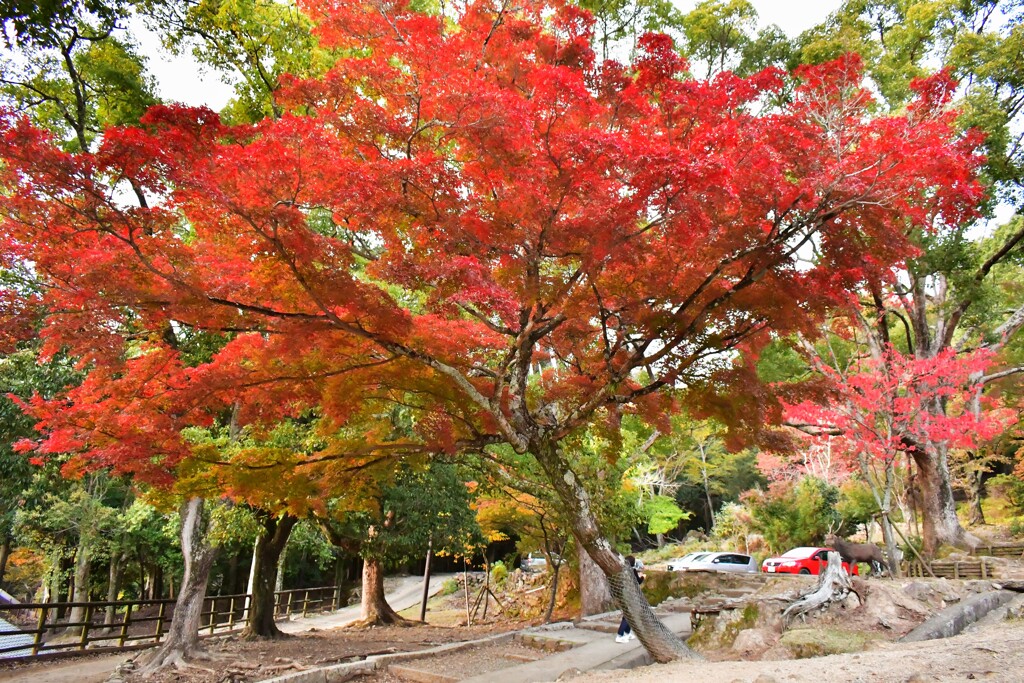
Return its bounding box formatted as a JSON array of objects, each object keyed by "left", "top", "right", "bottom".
[
  {"left": 780, "top": 627, "right": 880, "bottom": 658},
  {"left": 753, "top": 675, "right": 779, "bottom": 683},
  {"left": 905, "top": 674, "right": 929, "bottom": 682},
  {"left": 732, "top": 627, "right": 773, "bottom": 653},
  {"left": 556, "top": 667, "right": 584, "bottom": 680}
]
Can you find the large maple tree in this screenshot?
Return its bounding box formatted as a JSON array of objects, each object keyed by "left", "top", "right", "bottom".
[{"left": 0, "top": 0, "right": 985, "bottom": 661}]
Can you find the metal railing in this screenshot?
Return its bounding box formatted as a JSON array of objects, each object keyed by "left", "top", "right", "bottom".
[{"left": 0, "top": 584, "right": 344, "bottom": 662}]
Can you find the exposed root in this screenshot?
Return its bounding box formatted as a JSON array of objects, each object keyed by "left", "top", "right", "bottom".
[
  {"left": 348, "top": 614, "right": 418, "bottom": 628},
  {"left": 134, "top": 644, "right": 222, "bottom": 677}
]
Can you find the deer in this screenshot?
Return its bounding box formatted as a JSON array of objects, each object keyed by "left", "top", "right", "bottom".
[{"left": 825, "top": 532, "right": 888, "bottom": 576}]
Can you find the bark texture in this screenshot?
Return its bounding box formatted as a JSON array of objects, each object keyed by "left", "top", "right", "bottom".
[
  {"left": 359, "top": 556, "right": 407, "bottom": 626},
  {"left": 241, "top": 512, "right": 297, "bottom": 640},
  {"left": 912, "top": 444, "right": 981, "bottom": 556},
  {"left": 136, "top": 498, "right": 218, "bottom": 675}
]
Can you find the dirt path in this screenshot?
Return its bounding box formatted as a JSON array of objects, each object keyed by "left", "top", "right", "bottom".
[{"left": 586, "top": 617, "right": 1024, "bottom": 683}]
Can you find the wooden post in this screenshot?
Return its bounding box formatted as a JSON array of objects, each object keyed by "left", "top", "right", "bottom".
[
  {"left": 155, "top": 601, "right": 167, "bottom": 642},
  {"left": 207, "top": 599, "right": 216, "bottom": 634},
  {"left": 228, "top": 596, "right": 237, "bottom": 629},
  {"left": 32, "top": 605, "right": 48, "bottom": 656},
  {"left": 118, "top": 603, "right": 132, "bottom": 647},
  {"left": 79, "top": 604, "right": 92, "bottom": 651},
  {"left": 302, "top": 590, "right": 310, "bottom": 618},
  {"left": 954, "top": 562, "right": 960, "bottom": 580}
]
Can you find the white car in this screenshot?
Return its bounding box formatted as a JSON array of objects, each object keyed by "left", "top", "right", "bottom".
[
  {"left": 666, "top": 552, "right": 713, "bottom": 572},
  {"left": 669, "top": 551, "right": 758, "bottom": 573}
]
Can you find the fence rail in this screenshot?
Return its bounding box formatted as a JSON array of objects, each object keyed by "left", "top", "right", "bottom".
[
  {"left": 971, "top": 543, "right": 1024, "bottom": 559},
  {"left": 0, "top": 585, "right": 344, "bottom": 662},
  {"left": 903, "top": 558, "right": 998, "bottom": 579}
]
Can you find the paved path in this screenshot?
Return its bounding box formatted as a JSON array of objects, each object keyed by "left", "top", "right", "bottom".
[
  {"left": 460, "top": 611, "right": 693, "bottom": 683},
  {"left": 0, "top": 574, "right": 451, "bottom": 683}
]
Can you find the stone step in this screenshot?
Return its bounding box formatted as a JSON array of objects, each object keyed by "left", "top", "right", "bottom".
[
  {"left": 388, "top": 664, "right": 458, "bottom": 683},
  {"left": 504, "top": 651, "right": 545, "bottom": 662},
  {"left": 575, "top": 621, "right": 619, "bottom": 634},
  {"left": 514, "top": 633, "right": 580, "bottom": 652}
]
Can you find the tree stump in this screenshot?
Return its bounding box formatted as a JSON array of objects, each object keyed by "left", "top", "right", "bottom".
[{"left": 782, "top": 552, "right": 855, "bottom": 627}]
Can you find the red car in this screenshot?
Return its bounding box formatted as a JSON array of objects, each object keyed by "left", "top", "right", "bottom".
[{"left": 761, "top": 547, "right": 859, "bottom": 575}]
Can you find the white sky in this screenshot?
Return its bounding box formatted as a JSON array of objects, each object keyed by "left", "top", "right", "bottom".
[{"left": 129, "top": 0, "right": 845, "bottom": 110}]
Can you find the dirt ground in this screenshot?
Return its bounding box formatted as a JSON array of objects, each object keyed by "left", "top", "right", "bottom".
[{"left": 589, "top": 616, "right": 1024, "bottom": 683}]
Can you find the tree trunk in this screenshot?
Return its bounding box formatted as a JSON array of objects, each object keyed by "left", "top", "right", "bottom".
[
  {"left": 911, "top": 444, "right": 980, "bottom": 556},
  {"left": 64, "top": 541, "right": 91, "bottom": 633},
  {"left": 359, "top": 556, "right": 406, "bottom": 625},
  {"left": 544, "top": 560, "right": 562, "bottom": 623},
  {"left": 578, "top": 545, "right": 612, "bottom": 616},
  {"left": 104, "top": 551, "right": 127, "bottom": 627},
  {"left": 137, "top": 498, "right": 219, "bottom": 674},
  {"left": 0, "top": 535, "right": 10, "bottom": 587},
  {"left": 533, "top": 439, "right": 697, "bottom": 663},
  {"left": 967, "top": 469, "right": 987, "bottom": 527},
  {"left": 241, "top": 512, "right": 297, "bottom": 640}
]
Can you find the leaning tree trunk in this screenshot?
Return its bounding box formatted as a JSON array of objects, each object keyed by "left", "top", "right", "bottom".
[
  {"left": 136, "top": 497, "right": 219, "bottom": 674},
  {"left": 241, "top": 512, "right": 297, "bottom": 640},
  {"left": 911, "top": 442, "right": 980, "bottom": 556},
  {"left": 359, "top": 556, "right": 407, "bottom": 625},
  {"left": 533, "top": 440, "right": 698, "bottom": 663}
]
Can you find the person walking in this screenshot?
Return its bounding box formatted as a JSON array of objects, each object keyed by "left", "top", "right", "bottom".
[{"left": 615, "top": 555, "right": 644, "bottom": 643}]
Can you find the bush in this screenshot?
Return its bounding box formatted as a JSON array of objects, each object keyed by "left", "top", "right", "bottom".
[
  {"left": 1009, "top": 517, "right": 1024, "bottom": 538},
  {"left": 490, "top": 560, "right": 508, "bottom": 586},
  {"left": 990, "top": 474, "right": 1024, "bottom": 515},
  {"left": 744, "top": 477, "right": 840, "bottom": 553},
  {"left": 441, "top": 578, "right": 459, "bottom": 596}
]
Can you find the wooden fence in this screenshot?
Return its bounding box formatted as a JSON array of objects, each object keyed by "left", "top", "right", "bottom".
[
  {"left": 903, "top": 558, "right": 999, "bottom": 579},
  {"left": 0, "top": 584, "right": 343, "bottom": 662},
  {"left": 971, "top": 543, "right": 1024, "bottom": 559}
]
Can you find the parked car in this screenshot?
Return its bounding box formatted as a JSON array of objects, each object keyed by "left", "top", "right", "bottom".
[
  {"left": 761, "top": 547, "right": 859, "bottom": 575},
  {"left": 668, "top": 551, "right": 758, "bottom": 573},
  {"left": 666, "top": 551, "right": 712, "bottom": 572},
  {"left": 521, "top": 552, "right": 559, "bottom": 572}
]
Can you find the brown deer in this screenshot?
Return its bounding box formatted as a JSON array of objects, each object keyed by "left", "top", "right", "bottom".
[{"left": 825, "top": 533, "right": 888, "bottom": 576}]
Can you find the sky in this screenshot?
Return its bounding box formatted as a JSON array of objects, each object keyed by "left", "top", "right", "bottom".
[{"left": 131, "top": 0, "right": 846, "bottom": 111}]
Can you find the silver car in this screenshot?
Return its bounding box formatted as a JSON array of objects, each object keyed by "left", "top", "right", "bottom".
[
  {"left": 670, "top": 551, "right": 758, "bottom": 573},
  {"left": 666, "top": 551, "right": 713, "bottom": 571}
]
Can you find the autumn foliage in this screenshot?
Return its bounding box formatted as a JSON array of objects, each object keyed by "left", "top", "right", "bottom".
[
  {"left": 0, "top": 1, "right": 985, "bottom": 493},
  {"left": 785, "top": 347, "right": 1007, "bottom": 471}
]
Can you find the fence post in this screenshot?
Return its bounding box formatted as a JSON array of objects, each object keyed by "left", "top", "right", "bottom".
[
  {"left": 953, "top": 562, "right": 960, "bottom": 580},
  {"left": 119, "top": 603, "right": 133, "bottom": 647},
  {"left": 302, "top": 590, "right": 310, "bottom": 618},
  {"left": 208, "top": 599, "right": 216, "bottom": 634},
  {"left": 155, "top": 601, "right": 167, "bottom": 642},
  {"left": 32, "top": 605, "right": 48, "bottom": 656},
  {"left": 228, "top": 597, "right": 237, "bottom": 630},
  {"left": 285, "top": 591, "right": 294, "bottom": 619},
  {"left": 79, "top": 604, "right": 93, "bottom": 651}
]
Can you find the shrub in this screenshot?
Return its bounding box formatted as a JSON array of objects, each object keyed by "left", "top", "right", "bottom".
[
  {"left": 744, "top": 477, "right": 840, "bottom": 553},
  {"left": 990, "top": 474, "right": 1024, "bottom": 515},
  {"left": 441, "top": 578, "right": 459, "bottom": 596},
  {"left": 490, "top": 560, "right": 508, "bottom": 586}
]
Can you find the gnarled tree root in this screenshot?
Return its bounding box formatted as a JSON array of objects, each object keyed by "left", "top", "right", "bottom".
[{"left": 782, "top": 552, "right": 858, "bottom": 627}]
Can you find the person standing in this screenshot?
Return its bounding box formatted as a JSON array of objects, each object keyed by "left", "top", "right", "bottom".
[{"left": 615, "top": 555, "right": 644, "bottom": 643}]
